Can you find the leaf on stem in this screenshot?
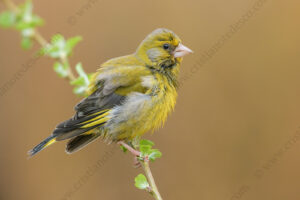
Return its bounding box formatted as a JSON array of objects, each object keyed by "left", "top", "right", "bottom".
[
  {"left": 43, "top": 34, "right": 82, "bottom": 59},
  {"left": 53, "top": 62, "right": 68, "bottom": 78},
  {"left": 120, "top": 145, "right": 128, "bottom": 153},
  {"left": 71, "top": 63, "right": 91, "bottom": 95},
  {"left": 148, "top": 149, "right": 162, "bottom": 161},
  {"left": 21, "top": 37, "right": 33, "bottom": 49},
  {"left": 140, "top": 139, "right": 155, "bottom": 147},
  {"left": 135, "top": 174, "right": 150, "bottom": 190},
  {"left": 15, "top": 0, "right": 44, "bottom": 31},
  {"left": 66, "top": 36, "right": 82, "bottom": 55},
  {"left": 0, "top": 11, "right": 16, "bottom": 28},
  {"left": 139, "top": 139, "right": 162, "bottom": 161}
]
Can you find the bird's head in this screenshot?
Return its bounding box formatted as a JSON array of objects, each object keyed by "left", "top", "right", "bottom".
[{"left": 135, "top": 28, "right": 193, "bottom": 71}]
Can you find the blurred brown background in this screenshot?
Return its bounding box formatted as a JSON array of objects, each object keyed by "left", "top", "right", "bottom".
[{"left": 1, "top": 0, "right": 300, "bottom": 199}]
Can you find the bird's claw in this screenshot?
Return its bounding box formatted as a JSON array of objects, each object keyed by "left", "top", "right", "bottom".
[
  {"left": 118, "top": 141, "right": 149, "bottom": 168},
  {"left": 133, "top": 155, "right": 149, "bottom": 167},
  {"left": 133, "top": 156, "right": 142, "bottom": 168}
]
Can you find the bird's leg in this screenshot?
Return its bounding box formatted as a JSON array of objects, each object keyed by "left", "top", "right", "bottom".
[
  {"left": 133, "top": 156, "right": 142, "bottom": 168},
  {"left": 117, "top": 141, "right": 141, "bottom": 157},
  {"left": 117, "top": 141, "right": 149, "bottom": 167}
]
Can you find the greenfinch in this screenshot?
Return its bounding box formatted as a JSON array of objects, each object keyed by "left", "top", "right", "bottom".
[{"left": 28, "top": 28, "right": 193, "bottom": 156}]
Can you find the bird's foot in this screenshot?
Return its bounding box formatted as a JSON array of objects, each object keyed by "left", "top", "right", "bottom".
[
  {"left": 133, "top": 155, "right": 149, "bottom": 168},
  {"left": 133, "top": 156, "right": 142, "bottom": 168},
  {"left": 117, "top": 141, "right": 149, "bottom": 166},
  {"left": 117, "top": 141, "right": 141, "bottom": 157}
]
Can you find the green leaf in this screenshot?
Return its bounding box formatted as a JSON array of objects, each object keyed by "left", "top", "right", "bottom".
[
  {"left": 15, "top": 21, "right": 32, "bottom": 30},
  {"left": 120, "top": 145, "right": 128, "bottom": 153},
  {"left": 53, "top": 62, "right": 68, "bottom": 78},
  {"left": 140, "top": 139, "right": 155, "bottom": 155},
  {"left": 73, "top": 86, "right": 86, "bottom": 95},
  {"left": 70, "top": 77, "right": 85, "bottom": 86},
  {"left": 15, "top": 19, "right": 43, "bottom": 30},
  {"left": 38, "top": 44, "right": 53, "bottom": 56},
  {"left": 15, "top": 0, "right": 44, "bottom": 30},
  {"left": 75, "top": 63, "right": 89, "bottom": 85},
  {"left": 148, "top": 149, "right": 162, "bottom": 161},
  {"left": 21, "top": 37, "right": 32, "bottom": 50},
  {"left": 71, "top": 63, "right": 90, "bottom": 96},
  {"left": 134, "top": 174, "right": 149, "bottom": 190},
  {"left": 45, "top": 34, "right": 76, "bottom": 59},
  {"left": 21, "top": 0, "right": 33, "bottom": 16},
  {"left": 31, "top": 15, "right": 44, "bottom": 26},
  {"left": 48, "top": 47, "right": 63, "bottom": 58},
  {"left": 66, "top": 36, "right": 82, "bottom": 55},
  {"left": 44, "top": 35, "right": 81, "bottom": 59},
  {"left": 0, "top": 11, "right": 16, "bottom": 28},
  {"left": 139, "top": 139, "right": 161, "bottom": 161},
  {"left": 140, "top": 139, "right": 154, "bottom": 147},
  {"left": 140, "top": 145, "right": 152, "bottom": 155},
  {"left": 37, "top": 46, "right": 47, "bottom": 56},
  {"left": 51, "top": 34, "right": 64, "bottom": 44},
  {"left": 21, "top": 28, "right": 34, "bottom": 37},
  {"left": 47, "top": 34, "right": 65, "bottom": 57}
]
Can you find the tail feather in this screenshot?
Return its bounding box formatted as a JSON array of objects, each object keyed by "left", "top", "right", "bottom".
[
  {"left": 28, "top": 135, "right": 56, "bottom": 157},
  {"left": 28, "top": 110, "right": 109, "bottom": 157},
  {"left": 53, "top": 110, "right": 109, "bottom": 141},
  {"left": 66, "top": 133, "right": 100, "bottom": 154}
]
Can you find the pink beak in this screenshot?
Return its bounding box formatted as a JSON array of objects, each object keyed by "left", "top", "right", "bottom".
[{"left": 173, "top": 43, "right": 193, "bottom": 58}]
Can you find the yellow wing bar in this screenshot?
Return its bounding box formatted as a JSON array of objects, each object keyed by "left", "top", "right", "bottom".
[{"left": 79, "top": 110, "right": 110, "bottom": 128}]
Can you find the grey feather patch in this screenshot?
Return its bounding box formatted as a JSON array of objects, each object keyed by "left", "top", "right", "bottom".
[{"left": 146, "top": 48, "right": 162, "bottom": 62}]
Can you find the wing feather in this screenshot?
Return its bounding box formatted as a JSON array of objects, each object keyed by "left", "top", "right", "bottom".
[{"left": 53, "top": 59, "right": 151, "bottom": 141}]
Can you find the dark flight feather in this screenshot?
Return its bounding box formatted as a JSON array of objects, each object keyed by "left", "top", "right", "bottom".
[
  {"left": 66, "top": 133, "right": 100, "bottom": 154},
  {"left": 52, "top": 86, "right": 125, "bottom": 140}
]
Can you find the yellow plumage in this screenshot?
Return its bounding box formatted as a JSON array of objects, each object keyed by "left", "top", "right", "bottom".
[{"left": 28, "top": 28, "right": 192, "bottom": 156}]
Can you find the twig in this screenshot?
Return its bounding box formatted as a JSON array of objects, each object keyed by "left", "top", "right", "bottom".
[
  {"left": 129, "top": 139, "right": 163, "bottom": 200},
  {"left": 2, "top": 0, "right": 17, "bottom": 12},
  {"left": 119, "top": 141, "right": 163, "bottom": 199},
  {"left": 142, "top": 160, "right": 163, "bottom": 200},
  {"left": 1, "top": 0, "right": 76, "bottom": 82}
]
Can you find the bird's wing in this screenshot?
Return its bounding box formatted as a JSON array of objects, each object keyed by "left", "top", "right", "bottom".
[{"left": 53, "top": 63, "right": 151, "bottom": 140}]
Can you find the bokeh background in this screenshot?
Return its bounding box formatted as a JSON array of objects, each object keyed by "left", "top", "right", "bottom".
[{"left": 1, "top": 0, "right": 300, "bottom": 199}]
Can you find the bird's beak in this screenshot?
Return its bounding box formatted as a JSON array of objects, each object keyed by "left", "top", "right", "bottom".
[{"left": 173, "top": 43, "right": 193, "bottom": 58}]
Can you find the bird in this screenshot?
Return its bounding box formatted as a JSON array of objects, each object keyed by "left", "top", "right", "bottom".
[{"left": 28, "top": 28, "right": 193, "bottom": 157}]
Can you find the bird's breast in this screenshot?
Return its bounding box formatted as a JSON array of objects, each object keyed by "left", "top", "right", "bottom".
[{"left": 106, "top": 74, "right": 178, "bottom": 139}]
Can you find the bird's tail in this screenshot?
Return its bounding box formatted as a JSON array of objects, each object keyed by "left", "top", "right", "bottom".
[
  {"left": 28, "top": 135, "right": 56, "bottom": 157},
  {"left": 28, "top": 110, "right": 109, "bottom": 157}
]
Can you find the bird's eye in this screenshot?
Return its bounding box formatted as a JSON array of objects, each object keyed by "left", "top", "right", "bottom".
[{"left": 163, "top": 43, "right": 170, "bottom": 50}]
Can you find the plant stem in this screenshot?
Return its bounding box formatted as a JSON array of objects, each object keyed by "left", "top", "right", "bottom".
[
  {"left": 2, "top": 0, "right": 18, "bottom": 12},
  {"left": 33, "top": 30, "right": 48, "bottom": 47},
  {"left": 1, "top": 0, "right": 76, "bottom": 82},
  {"left": 61, "top": 57, "right": 76, "bottom": 81},
  {"left": 130, "top": 139, "right": 163, "bottom": 200},
  {"left": 141, "top": 160, "right": 163, "bottom": 200}
]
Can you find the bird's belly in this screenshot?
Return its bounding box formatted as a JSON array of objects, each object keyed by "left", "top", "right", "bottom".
[{"left": 104, "top": 91, "right": 175, "bottom": 140}]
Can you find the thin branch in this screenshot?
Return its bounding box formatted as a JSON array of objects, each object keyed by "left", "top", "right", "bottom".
[
  {"left": 2, "top": 0, "right": 18, "bottom": 12},
  {"left": 118, "top": 141, "right": 162, "bottom": 199},
  {"left": 142, "top": 160, "right": 163, "bottom": 200},
  {"left": 1, "top": 0, "right": 76, "bottom": 82},
  {"left": 61, "top": 56, "right": 76, "bottom": 81},
  {"left": 130, "top": 139, "right": 163, "bottom": 200},
  {"left": 33, "top": 30, "right": 48, "bottom": 47}
]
